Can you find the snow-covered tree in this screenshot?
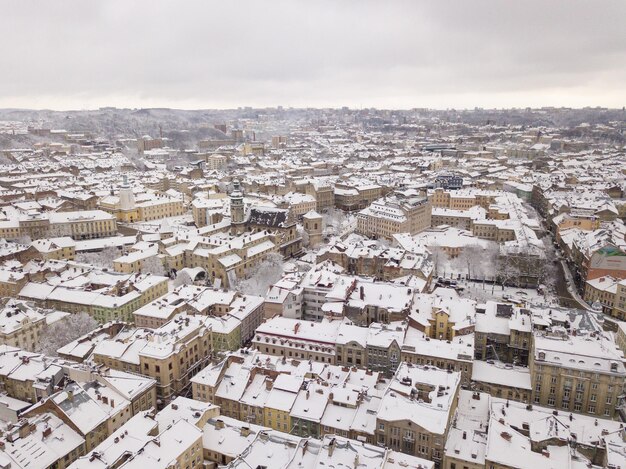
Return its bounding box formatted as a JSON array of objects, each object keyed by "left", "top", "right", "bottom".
[
  {"left": 298, "top": 226, "right": 310, "bottom": 247},
  {"left": 233, "top": 252, "right": 284, "bottom": 296},
  {"left": 15, "top": 235, "right": 32, "bottom": 245},
  {"left": 36, "top": 312, "right": 98, "bottom": 356},
  {"left": 322, "top": 208, "right": 347, "bottom": 237},
  {"left": 47, "top": 224, "right": 71, "bottom": 238},
  {"left": 539, "top": 236, "right": 559, "bottom": 291},
  {"left": 142, "top": 255, "right": 166, "bottom": 276},
  {"left": 173, "top": 270, "right": 193, "bottom": 287},
  {"left": 429, "top": 244, "right": 448, "bottom": 277},
  {"left": 75, "top": 246, "right": 120, "bottom": 269},
  {"left": 458, "top": 244, "right": 499, "bottom": 280}
]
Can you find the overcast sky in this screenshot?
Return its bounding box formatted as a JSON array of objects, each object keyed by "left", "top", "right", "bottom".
[{"left": 1, "top": 0, "right": 625, "bottom": 110}]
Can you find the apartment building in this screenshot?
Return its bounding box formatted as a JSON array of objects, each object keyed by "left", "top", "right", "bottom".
[
  {"left": 0, "top": 299, "right": 46, "bottom": 351},
  {"left": 357, "top": 196, "right": 431, "bottom": 240},
  {"left": 473, "top": 302, "right": 532, "bottom": 366},
  {"left": 19, "top": 269, "right": 168, "bottom": 323},
  {"left": 584, "top": 275, "right": 619, "bottom": 315},
  {"left": 0, "top": 348, "right": 65, "bottom": 403},
  {"left": 614, "top": 278, "right": 626, "bottom": 320},
  {"left": 530, "top": 331, "right": 626, "bottom": 418},
  {"left": 99, "top": 183, "right": 185, "bottom": 223},
  {"left": 91, "top": 314, "right": 213, "bottom": 405},
  {"left": 0, "top": 269, "right": 27, "bottom": 298},
  {"left": 401, "top": 330, "right": 474, "bottom": 386},
  {"left": 0, "top": 413, "right": 86, "bottom": 469},
  {"left": 191, "top": 197, "right": 225, "bottom": 227},
  {"left": 204, "top": 153, "right": 228, "bottom": 170},
  {"left": 376, "top": 363, "right": 461, "bottom": 466},
  {"left": 30, "top": 236, "right": 76, "bottom": 260},
  {"left": 0, "top": 210, "right": 117, "bottom": 241},
  {"left": 253, "top": 316, "right": 339, "bottom": 364},
  {"left": 184, "top": 231, "right": 279, "bottom": 288}
]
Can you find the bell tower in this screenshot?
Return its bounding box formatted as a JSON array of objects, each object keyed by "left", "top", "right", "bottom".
[{"left": 230, "top": 180, "right": 246, "bottom": 234}]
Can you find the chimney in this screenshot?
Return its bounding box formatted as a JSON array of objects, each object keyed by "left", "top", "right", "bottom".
[
  {"left": 541, "top": 449, "right": 550, "bottom": 458},
  {"left": 240, "top": 426, "right": 251, "bottom": 437},
  {"left": 215, "top": 419, "right": 225, "bottom": 430},
  {"left": 171, "top": 403, "right": 178, "bottom": 410},
  {"left": 328, "top": 437, "right": 336, "bottom": 457},
  {"left": 265, "top": 379, "right": 273, "bottom": 391},
  {"left": 462, "top": 431, "right": 467, "bottom": 440},
  {"left": 360, "top": 286, "right": 364, "bottom": 300},
  {"left": 294, "top": 322, "right": 300, "bottom": 334},
  {"left": 18, "top": 422, "right": 33, "bottom": 439}
]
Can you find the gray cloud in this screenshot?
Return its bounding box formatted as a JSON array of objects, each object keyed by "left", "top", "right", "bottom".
[{"left": 1, "top": 0, "right": 625, "bottom": 109}]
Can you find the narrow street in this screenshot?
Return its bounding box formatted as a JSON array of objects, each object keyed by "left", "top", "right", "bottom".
[{"left": 554, "top": 259, "right": 591, "bottom": 310}]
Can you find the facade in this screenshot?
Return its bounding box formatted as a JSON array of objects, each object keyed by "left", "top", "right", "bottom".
[
  {"left": 530, "top": 332, "right": 626, "bottom": 418},
  {"left": 0, "top": 210, "right": 117, "bottom": 241},
  {"left": 357, "top": 196, "right": 432, "bottom": 240},
  {"left": 91, "top": 314, "right": 213, "bottom": 405},
  {"left": 302, "top": 210, "right": 323, "bottom": 246},
  {"left": 0, "top": 299, "right": 46, "bottom": 351}
]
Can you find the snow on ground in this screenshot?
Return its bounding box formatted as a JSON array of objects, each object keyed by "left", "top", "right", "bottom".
[{"left": 455, "top": 279, "right": 559, "bottom": 307}]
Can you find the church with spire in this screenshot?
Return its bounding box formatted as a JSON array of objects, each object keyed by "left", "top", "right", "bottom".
[
  {"left": 99, "top": 175, "right": 184, "bottom": 223},
  {"left": 228, "top": 180, "right": 302, "bottom": 257}
]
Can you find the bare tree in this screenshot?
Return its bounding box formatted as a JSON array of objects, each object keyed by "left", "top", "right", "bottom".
[
  {"left": 142, "top": 255, "right": 166, "bottom": 276},
  {"left": 322, "top": 208, "right": 347, "bottom": 237},
  {"left": 233, "top": 252, "right": 284, "bottom": 296},
  {"left": 75, "top": 246, "right": 120, "bottom": 269},
  {"left": 429, "top": 243, "right": 448, "bottom": 278},
  {"left": 468, "top": 244, "right": 499, "bottom": 281},
  {"left": 15, "top": 235, "right": 32, "bottom": 245},
  {"left": 298, "top": 226, "right": 310, "bottom": 247},
  {"left": 47, "top": 224, "right": 72, "bottom": 238},
  {"left": 493, "top": 253, "right": 521, "bottom": 293},
  {"left": 36, "top": 312, "right": 99, "bottom": 356}
]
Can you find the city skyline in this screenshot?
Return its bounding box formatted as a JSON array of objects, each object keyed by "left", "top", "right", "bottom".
[{"left": 1, "top": 0, "right": 625, "bottom": 110}]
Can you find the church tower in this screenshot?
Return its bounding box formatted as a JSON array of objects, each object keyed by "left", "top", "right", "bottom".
[
  {"left": 303, "top": 210, "right": 323, "bottom": 246},
  {"left": 119, "top": 175, "right": 136, "bottom": 211},
  {"left": 230, "top": 180, "right": 246, "bottom": 234}
]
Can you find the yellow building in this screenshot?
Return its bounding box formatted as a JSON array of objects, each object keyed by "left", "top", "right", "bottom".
[
  {"left": 584, "top": 275, "right": 619, "bottom": 315},
  {"left": 0, "top": 210, "right": 117, "bottom": 241},
  {"left": 0, "top": 299, "right": 47, "bottom": 351},
  {"left": 19, "top": 271, "right": 168, "bottom": 323},
  {"left": 91, "top": 314, "right": 213, "bottom": 405},
  {"left": 99, "top": 179, "right": 184, "bottom": 223},
  {"left": 357, "top": 196, "right": 432, "bottom": 240},
  {"left": 31, "top": 237, "right": 76, "bottom": 260},
  {"left": 530, "top": 333, "right": 626, "bottom": 418},
  {"left": 263, "top": 377, "right": 298, "bottom": 433}
]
